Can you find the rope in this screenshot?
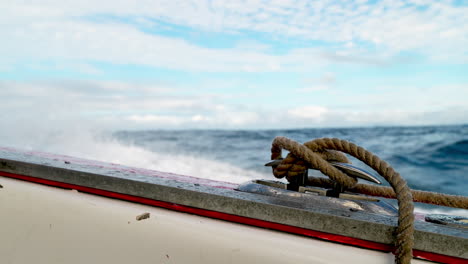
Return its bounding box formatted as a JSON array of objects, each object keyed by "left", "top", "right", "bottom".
[
  {"left": 270, "top": 137, "right": 414, "bottom": 264},
  {"left": 307, "top": 177, "right": 468, "bottom": 209}
]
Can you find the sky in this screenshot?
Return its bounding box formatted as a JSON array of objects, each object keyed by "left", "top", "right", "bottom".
[{"left": 1, "top": 0, "right": 468, "bottom": 130}]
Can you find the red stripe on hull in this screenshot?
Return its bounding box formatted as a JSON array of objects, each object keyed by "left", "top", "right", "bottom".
[{"left": 0, "top": 171, "right": 465, "bottom": 264}]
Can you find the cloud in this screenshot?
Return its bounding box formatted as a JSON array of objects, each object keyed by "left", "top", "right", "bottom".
[
  {"left": 288, "top": 106, "right": 329, "bottom": 121},
  {"left": 2, "top": 79, "right": 467, "bottom": 129},
  {"left": 341, "top": 84, "right": 468, "bottom": 112},
  {"left": 299, "top": 72, "right": 336, "bottom": 92},
  {"left": 0, "top": 79, "right": 196, "bottom": 119},
  {"left": 2, "top": 0, "right": 466, "bottom": 74},
  {"left": 126, "top": 114, "right": 184, "bottom": 125},
  {"left": 0, "top": 79, "right": 264, "bottom": 129},
  {"left": 1, "top": 19, "right": 334, "bottom": 73}
]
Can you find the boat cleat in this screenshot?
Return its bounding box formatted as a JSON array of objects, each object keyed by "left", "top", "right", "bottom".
[
  {"left": 329, "top": 162, "right": 381, "bottom": 184},
  {"left": 265, "top": 159, "right": 382, "bottom": 198},
  {"left": 265, "top": 159, "right": 382, "bottom": 185}
]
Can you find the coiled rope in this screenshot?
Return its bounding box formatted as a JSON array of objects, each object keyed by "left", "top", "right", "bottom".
[
  {"left": 270, "top": 136, "right": 468, "bottom": 263},
  {"left": 270, "top": 137, "right": 468, "bottom": 263},
  {"left": 270, "top": 137, "right": 416, "bottom": 264},
  {"left": 271, "top": 137, "right": 468, "bottom": 210}
]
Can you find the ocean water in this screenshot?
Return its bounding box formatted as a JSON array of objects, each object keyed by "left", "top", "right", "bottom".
[
  {"left": 1, "top": 124, "right": 467, "bottom": 214},
  {"left": 113, "top": 125, "right": 468, "bottom": 197}
]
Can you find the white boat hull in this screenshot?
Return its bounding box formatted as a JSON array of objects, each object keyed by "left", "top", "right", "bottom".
[{"left": 0, "top": 176, "right": 430, "bottom": 264}]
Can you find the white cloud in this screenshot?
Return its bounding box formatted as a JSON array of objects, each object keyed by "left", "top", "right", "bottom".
[
  {"left": 299, "top": 72, "right": 336, "bottom": 92},
  {"left": 342, "top": 84, "right": 468, "bottom": 112},
  {"left": 0, "top": 79, "right": 262, "bottom": 129},
  {"left": 298, "top": 85, "right": 330, "bottom": 92},
  {"left": 1, "top": 0, "right": 466, "bottom": 73},
  {"left": 1, "top": 19, "right": 339, "bottom": 72},
  {"left": 1, "top": 79, "right": 467, "bottom": 129},
  {"left": 126, "top": 114, "right": 184, "bottom": 125},
  {"left": 218, "top": 111, "right": 260, "bottom": 126},
  {"left": 288, "top": 106, "right": 329, "bottom": 121},
  {"left": 191, "top": 114, "right": 209, "bottom": 122}
]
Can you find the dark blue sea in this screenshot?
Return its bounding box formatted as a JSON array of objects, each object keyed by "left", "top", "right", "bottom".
[{"left": 113, "top": 124, "right": 468, "bottom": 198}]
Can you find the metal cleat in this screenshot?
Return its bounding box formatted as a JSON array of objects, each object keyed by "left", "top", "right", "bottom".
[{"left": 265, "top": 159, "right": 381, "bottom": 185}]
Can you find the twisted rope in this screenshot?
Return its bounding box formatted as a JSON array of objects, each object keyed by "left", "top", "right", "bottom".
[
  {"left": 271, "top": 137, "right": 414, "bottom": 264},
  {"left": 307, "top": 177, "right": 468, "bottom": 209}
]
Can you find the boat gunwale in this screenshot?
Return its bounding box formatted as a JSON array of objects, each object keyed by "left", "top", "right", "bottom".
[{"left": 0, "top": 147, "right": 467, "bottom": 263}]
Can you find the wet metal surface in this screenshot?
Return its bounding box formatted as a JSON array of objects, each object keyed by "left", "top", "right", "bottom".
[{"left": 237, "top": 180, "right": 397, "bottom": 216}]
